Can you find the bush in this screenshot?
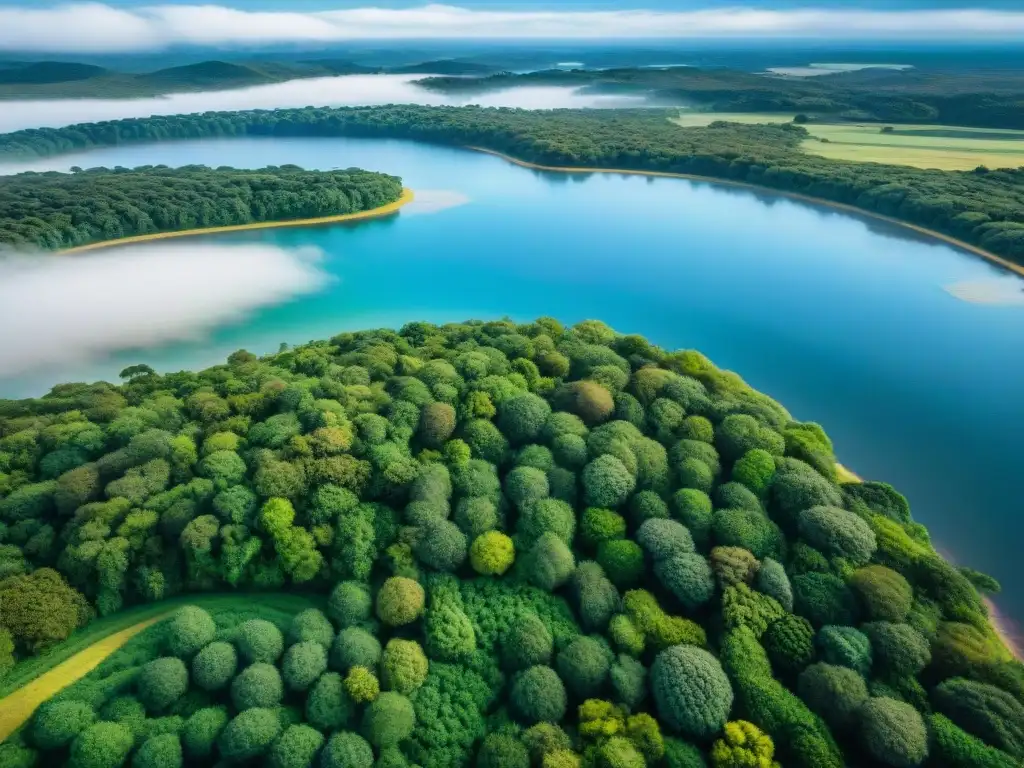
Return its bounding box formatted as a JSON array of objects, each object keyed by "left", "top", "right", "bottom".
[
  {"left": 679, "top": 415, "right": 714, "bottom": 443},
  {"left": 637, "top": 518, "right": 694, "bottom": 561},
  {"left": 506, "top": 466, "right": 550, "bottom": 509},
  {"left": 816, "top": 625, "right": 872, "bottom": 676},
  {"left": 651, "top": 645, "right": 733, "bottom": 738},
  {"left": 32, "top": 700, "right": 97, "bottom": 750},
  {"left": 510, "top": 666, "right": 567, "bottom": 724},
  {"left": 328, "top": 581, "right": 372, "bottom": 628},
  {"left": 282, "top": 641, "right": 328, "bottom": 691},
  {"left": 499, "top": 393, "right": 553, "bottom": 446},
  {"left": 862, "top": 622, "right": 930, "bottom": 677},
  {"left": 715, "top": 416, "right": 783, "bottom": 463},
  {"left": 182, "top": 707, "right": 228, "bottom": 761},
  {"left": 528, "top": 532, "right": 576, "bottom": 591},
  {"left": 377, "top": 577, "right": 425, "bottom": 626},
  {"left": 381, "top": 638, "right": 429, "bottom": 694},
  {"left": 571, "top": 560, "right": 621, "bottom": 632},
  {"left": 928, "top": 713, "right": 1019, "bottom": 768},
  {"left": 581, "top": 507, "right": 627, "bottom": 549},
  {"left": 754, "top": 557, "right": 792, "bottom": 612},
  {"left": 792, "top": 572, "right": 859, "bottom": 627},
  {"left": 858, "top": 697, "right": 929, "bottom": 767},
  {"left": 231, "top": 662, "right": 284, "bottom": 710},
  {"left": 218, "top": 708, "right": 282, "bottom": 762},
  {"left": 710, "top": 721, "right": 776, "bottom": 768},
  {"left": 0, "top": 568, "right": 89, "bottom": 652},
  {"left": 628, "top": 491, "right": 669, "bottom": 526},
  {"left": 345, "top": 665, "right": 379, "bottom": 703},
  {"left": 331, "top": 627, "right": 382, "bottom": 672},
  {"left": 932, "top": 678, "right": 1024, "bottom": 759},
  {"left": 599, "top": 737, "right": 644, "bottom": 768},
  {"left": 849, "top": 565, "right": 913, "bottom": 622},
  {"left": 610, "top": 654, "right": 647, "bottom": 710},
  {"left": 137, "top": 657, "right": 189, "bottom": 713},
  {"left": 677, "top": 458, "right": 713, "bottom": 493},
  {"left": 522, "top": 723, "right": 572, "bottom": 764},
  {"left": 235, "top": 619, "right": 284, "bottom": 664},
  {"left": 654, "top": 553, "right": 715, "bottom": 611},
  {"left": 478, "top": 733, "right": 530, "bottom": 768},
  {"left": 165, "top": 606, "right": 216, "bottom": 658},
  {"left": 552, "top": 434, "right": 589, "bottom": 470},
  {"left": 797, "top": 663, "right": 868, "bottom": 731},
  {"left": 670, "top": 489, "right": 713, "bottom": 551},
  {"left": 503, "top": 612, "right": 554, "bottom": 670},
  {"left": 582, "top": 455, "right": 635, "bottom": 509},
  {"left": 713, "top": 482, "right": 762, "bottom": 513},
  {"left": 609, "top": 614, "right": 645, "bottom": 657},
  {"left": 663, "top": 738, "right": 708, "bottom": 768},
  {"left": 361, "top": 692, "right": 415, "bottom": 748},
  {"left": 557, "top": 635, "right": 613, "bottom": 699},
  {"left": 731, "top": 450, "right": 776, "bottom": 496},
  {"left": 462, "top": 419, "right": 509, "bottom": 465},
  {"left": 518, "top": 498, "right": 576, "bottom": 545},
  {"left": 769, "top": 459, "right": 843, "bottom": 528},
  {"left": 712, "top": 508, "right": 784, "bottom": 560},
  {"left": 710, "top": 546, "right": 759, "bottom": 589},
  {"left": 68, "top": 722, "right": 134, "bottom": 768},
  {"left": 797, "top": 506, "right": 877, "bottom": 564},
  {"left": 133, "top": 734, "right": 181, "bottom": 768},
  {"left": 320, "top": 732, "right": 374, "bottom": 768},
  {"left": 191, "top": 641, "right": 238, "bottom": 691},
  {"left": 419, "top": 402, "right": 457, "bottom": 448},
  {"left": 455, "top": 496, "right": 499, "bottom": 538},
  {"left": 597, "top": 540, "right": 644, "bottom": 588},
  {"left": 306, "top": 672, "right": 354, "bottom": 732},
  {"left": 287, "top": 609, "right": 334, "bottom": 649},
  {"left": 470, "top": 531, "right": 515, "bottom": 576},
  {"left": 762, "top": 614, "right": 815, "bottom": 675},
  {"left": 557, "top": 381, "right": 614, "bottom": 425},
  {"left": 267, "top": 724, "right": 324, "bottom": 768}
]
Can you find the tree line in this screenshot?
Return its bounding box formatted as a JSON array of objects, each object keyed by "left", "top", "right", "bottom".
[
  {"left": 0, "top": 317, "right": 1020, "bottom": 768},
  {"left": 0, "top": 105, "right": 1021, "bottom": 264},
  {"left": 0, "top": 165, "right": 403, "bottom": 251}
]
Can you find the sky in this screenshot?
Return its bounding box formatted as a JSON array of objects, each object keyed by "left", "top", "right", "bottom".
[{"left": 1, "top": 2, "right": 1023, "bottom": 52}]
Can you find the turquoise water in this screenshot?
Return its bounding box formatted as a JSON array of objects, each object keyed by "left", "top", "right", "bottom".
[{"left": 5, "top": 136, "right": 1024, "bottom": 627}]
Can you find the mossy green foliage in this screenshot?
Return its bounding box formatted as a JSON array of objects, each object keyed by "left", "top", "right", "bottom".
[{"left": 1, "top": 319, "right": 1010, "bottom": 768}]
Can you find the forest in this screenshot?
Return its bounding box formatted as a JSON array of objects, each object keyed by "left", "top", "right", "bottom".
[
  {"left": 0, "top": 105, "right": 1021, "bottom": 265},
  {"left": 415, "top": 66, "right": 1024, "bottom": 130},
  {"left": 0, "top": 317, "right": 1020, "bottom": 768},
  {"left": 0, "top": 165, "right": 404, "bottom": 251}
]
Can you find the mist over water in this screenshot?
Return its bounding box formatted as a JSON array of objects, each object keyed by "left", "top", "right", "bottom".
[
  {"left": 0, "top": 242, "right": 330, "bottom": 380},
  {"left": 0, "top": 74, "right": 648, "bottom": 133}
]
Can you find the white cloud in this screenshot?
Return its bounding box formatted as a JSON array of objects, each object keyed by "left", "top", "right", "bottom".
[
  {"left": 0, "top": 3, "right": 1021, "bottom": 51},
  {"left": 0, "top": 243, "right": 330, "bottom": 376}
]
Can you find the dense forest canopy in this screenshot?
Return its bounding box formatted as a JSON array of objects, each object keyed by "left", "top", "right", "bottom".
[
  {"left": 0, "top": 105, "right": 1021, "bottom": 264},
  {"left": 415, "top": 66, "right": 1024, "bottom": 130},
  {"left": 0, "top": 318, "right": 1020, "bottom": 768},
  {"left": 0, "top": 165, "right": 403, "bottom": 251}
]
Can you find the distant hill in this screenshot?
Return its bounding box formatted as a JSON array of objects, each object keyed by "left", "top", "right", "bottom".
[
  {"left": 389, "top": 60, "right": 497, "bottom": 75},
  {"left": 0, "top": 61, "right": 109, "bottom": 85},
  {"left": 138, "top": 60, "right": 274, "bottom": 87}
]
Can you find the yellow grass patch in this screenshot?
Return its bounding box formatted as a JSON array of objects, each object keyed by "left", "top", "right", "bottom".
[{"left": 835, "top": 463, "right": 862, "bottom": 483}]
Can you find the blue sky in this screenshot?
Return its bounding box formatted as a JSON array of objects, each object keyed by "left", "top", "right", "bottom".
[{"left": 4, "top": 1, "right": 1023, "bottom": 8}]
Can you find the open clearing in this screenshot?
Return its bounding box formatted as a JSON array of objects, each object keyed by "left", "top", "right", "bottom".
[{"left": 671, "top": 113, "right": 1024, "bottom": 170}]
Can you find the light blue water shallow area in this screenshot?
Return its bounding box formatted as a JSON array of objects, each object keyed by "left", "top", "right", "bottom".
[{"left": 4, "top": 136, "right": 1024, "bottom": 626}]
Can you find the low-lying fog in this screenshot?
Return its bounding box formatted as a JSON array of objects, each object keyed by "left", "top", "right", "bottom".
[
  {"left": 0, "top": 243, "right": 330, "bottom": 389},
  {"left": 0, "top": 74, "right": 648, "bottom": 133}
]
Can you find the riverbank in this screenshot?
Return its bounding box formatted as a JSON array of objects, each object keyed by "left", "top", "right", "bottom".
[
  {"left": 58, "top": 188, "right": 414, "bottom": 255},
  {"left": 466, "top": 147, "right": 1024, "bottom": 280}
]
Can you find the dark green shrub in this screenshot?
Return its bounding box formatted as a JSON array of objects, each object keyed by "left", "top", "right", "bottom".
[
  {"left": 858, "top": 697, "right": 928, "bottom": 767},
  {"left": 557, "top": 635, "right": 613, "bottom": 699},
  {"left": 679, "top": 416, "right": 714, "bottom": 443},
  {"left": 516, "top": 444, "right": 556, "bottom": 472},
  {"left": 182, "top": 707, "right": 228, "bottom": 761},
  {"left": 165, "top": 606, "right": 216, "bottom": 658},
  {"left": 862, "top": 622, "right": 930, "bottom": 677},
  {"left": 849, "top": 565, "right": 913, "bottom": 622},
  {"left": 636, "top": 518, "right": 694, "bottom": 561},
  {"left": 381, "top": 638, "right": 428, "bottom": 695},
  {"left": 136, "top": 657, "right": 189, "bottom": 713},
  {"left": 522, "top": 723, "right": 572, "bottom": 764},
  {"left": 582, "top": 455, "right": 635, "bottom": 509},
  {"left": 362, "top": 692, "right": 415, "bottom": 748},
  {"left": 217, "top": 707, "right": 282, "bottom": 762},
  {"left": 268, "top": 724, "right": 324, "bottom": 768},
  {"left": 651, "top": 645, "right": 733, "bottom": 738},
  {"left": 571, "top": 560, "right": 621, "bottom": 632},
  {"left": 235, "top": 619, "right": 284, "bottom": 664},
  {"left": 663, "top": 737, "right": 708, "bottom": 768},
  {"left": 754, "top": 557, "right": 792, "bottom": 612},
  {"left": 305, "top": 672, "right": 354, "bottom": 732},
  {"left": 654, "top": 553, "right": 715, "bottom": 611},
  {"left": 715, "top": 415, "right": 783, "bottom": 462},
  {"left": 510, "top": 665, "right": 567, "bottom": 724},
  {"left": 722, "top": 584, "right": 786, "bottom": 638},
  {"left": 816, "top": 625, "right": 871, "bottom": 676},
  {"left": 770, "top": 459, "right": 843, "bottom": 528},
  {"left": 287, "top": 609, "right": 334, "bottom": 649},
  {"left": 580, "top": 507, "right": 627, "bottom": 549},
  {"left": 282, "top": 641, "right": 328, "bottom": 691},
  {"left": 710, "top": 546, "right": 759, "bottom": 589},
  {"left": 191, "top": 641, "right": 237, "bottom": 691},
  {"left": 797, "top": 663, "right": 868, "bottom": 731},
  {"left": 731, "top": 449, "right": 776, "bottom": 495},
  {"left": 503, "top": 612, "right": 554, "bottom": 670},
  {"left": 628, "top": 490, "right": 669, "bottom": 526},
  {"left": 331, "top": 627, "right": 381, "bottom": 672},
  {"left": 327, "top": 581, "right": 372, "bottom": 628},
  {"left": 478, "top": 733, "right": 530, "bottom": 768},
  {"left": 552, "top": 434, "right": 589, "bottom": 470},
  {"left": 231, "top": 662, "right": 284, "bottom": 710},
  {"left": 712, "top": 482, "right": 762, "bottom": 513},
  {"left": 797, "top": 506, "right": 876, "bottom": 565},
  {"left": 518, "top": 499, "right": 576, "bottom": 545},
  {"left": 499, "top": 393, "right": 552, "bottom": 446},
  {"left": 68, "top": 722, "right": 134, "bottom": 768},
  {"left": 670, "top": 489, "right": 713, "bottom": 551},
  {"left": 462, "top": 419, "right": 510, "bottom": 465},
  {"left": 792, "top": 572, "right": 859, "bottom": 627},
  {"left": 597, "top": 540, "right": 644, "bottom": 589},
  {"left": 933, "top": 678, "right": 1024, "bottom": 759},
  {"left": 762, "top": 614, "right": 815, "bottom": 675},
  {"left": 712, "top": 508, "right": 784, "bottom": 560},
  {"left": 528, "top": 532, "right": 576, "bottom": 591},
  {"left": 132, "top": 734, "right": 181, "bottom": 768},
  {"left": 320, "top": 732, "right": 374, "bottom": 768},
  {"left": 610, "top": 653, "right": 648, "bottom": 711},
  {"left": 505, "top": 466, "right": 550, "bottom": 510},
  {"left": 32, "top": 700, "right": 97, "bottom": 750},
  {"left": 928, "top": 713, "right": 1019, "bottom": 768},
  {"left": 376, "top": 577, "right": 425, "bottom": 627},
  {"left": 454, "top": 496, "right": 499, "bottom": 538},
  {"left": 419, "top": 402, "right": 457, "bottom": 448}
]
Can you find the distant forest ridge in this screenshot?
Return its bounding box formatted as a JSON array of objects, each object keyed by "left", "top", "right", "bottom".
[{"left": 0, "top": 105, "right": 1021, "bottom": 266}]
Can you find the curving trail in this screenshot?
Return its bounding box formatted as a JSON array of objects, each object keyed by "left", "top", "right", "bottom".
[
  {"left": 0, "top": 613, "right": 170, "bottom": 742},
  {"left": 59, "top": 188, "right": 415, "bottom": 255}
]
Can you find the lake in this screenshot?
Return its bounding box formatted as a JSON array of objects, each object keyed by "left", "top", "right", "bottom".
[{"left": 2, "top": 135, "right": 1023, "bottom": 628}]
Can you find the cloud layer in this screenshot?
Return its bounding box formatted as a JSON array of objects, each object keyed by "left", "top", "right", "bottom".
[
  {"left": 0, "top": 242, "right": 329, "bottom": 377},
  {"left": 0, "top": 3, "right": 1022, "bottom": 51}
]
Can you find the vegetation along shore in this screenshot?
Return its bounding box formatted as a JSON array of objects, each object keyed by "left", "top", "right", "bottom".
[{"left": 1, "top": 318, "right": 1020, "bottom": 768}]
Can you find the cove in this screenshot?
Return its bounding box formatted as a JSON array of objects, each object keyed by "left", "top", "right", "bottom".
[{"left": 3, "top": 136, "right": 1024, "bottom": 628}]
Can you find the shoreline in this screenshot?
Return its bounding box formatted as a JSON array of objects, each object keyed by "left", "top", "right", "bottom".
[
  {"left": 58, "top": 188, "right": 414, "bottom": 255},
  {"left": 465, "top": 147, "right": 1024, "bottom": 280}
]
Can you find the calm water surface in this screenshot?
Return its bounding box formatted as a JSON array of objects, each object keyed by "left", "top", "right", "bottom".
[{"left": 4, "top": 136, "right": 1024, "bottom": 626}]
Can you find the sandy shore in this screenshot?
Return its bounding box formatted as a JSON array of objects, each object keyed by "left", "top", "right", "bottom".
[
  {"left": 466, "top": 147, "right": 1024, "bottom": 280},
  {"left": 58, "top": 188, "right": 414, "bottom": 255}
]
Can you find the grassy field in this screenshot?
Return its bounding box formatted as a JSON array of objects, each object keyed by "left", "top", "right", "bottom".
[
  {"left": 0, "top": 592, "right": 322, "bottom": 742},
  {"left": 670, "top": 113, "right": 1024, "bottom": 170}
]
